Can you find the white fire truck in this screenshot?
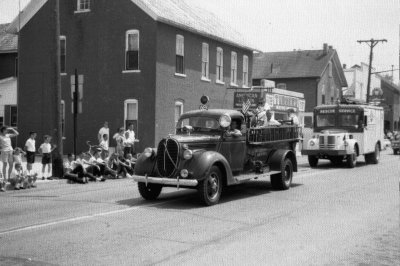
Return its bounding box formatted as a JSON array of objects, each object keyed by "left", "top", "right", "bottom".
[{"left": 302, "top": 102, "right": 384, "bottom": 168}]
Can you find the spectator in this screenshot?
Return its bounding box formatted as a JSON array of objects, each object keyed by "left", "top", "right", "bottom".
[
  {"left": 75, "top": 153, "right": 98, "bottom": 182},
  {"left": 124, "top": 123, "right": 136, "bottom": 156},
  {"left": 90, "top": 149, "right": 117, "bottom": 179},
  {"left": 0, "top": 172, "right": 5, "bottom": 192},
  {"left": 13, "top": 148, "right": 25, "bottom": 165},
  {"left": 98, "top": 121, "right": 109, "bottom": 145},
  {"left": 113, "top": 127, "right": 126, "bottom": 156},
  {"left": 9, "top": 162, "right": 25, "bottom": 190},
  {"left": 287, "top": 109, "right": 299, "bottom": 125},
  {"left": 63, "top": 153, "right": 88, "bottom": 184},
  {"left": 99, "top": 134, "right": 109, "bottom": 159},
  {"left": 24, "top": 131, "right": 37, "bottom": 174},
  {"left": 0, "top": 126, "right": 19, "bottom": 182},
  {"left": 117, "top": 154, "right": 133, "bottom": 178},
  {"left": 39, "top": 135, "right": 57, "bottom": 180}
]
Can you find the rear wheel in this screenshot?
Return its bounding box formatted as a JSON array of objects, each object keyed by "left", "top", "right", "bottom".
[
  {"left": 138, "top": 182, "right": 162, "bottom": 200},
  {"left": 198, "top": 166, "right": 222, "bottom": 206},
  {"left": 271, "top": 158, "right": 293, "bottom": 190},
  {"left": 308, "top": 155, "right": 318, "bottom": 167}
]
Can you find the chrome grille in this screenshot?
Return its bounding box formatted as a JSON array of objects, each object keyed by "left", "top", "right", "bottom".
[
  {"left": 319, "top": 135, "right": 336, "bottom": 149},
  {"left": 156, "top": 138, "right": 180, "bottom": 178}
]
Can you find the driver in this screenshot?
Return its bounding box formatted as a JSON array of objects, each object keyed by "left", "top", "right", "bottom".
[{"left": 225, "top": 120, "right": 242, "bottom": 137}]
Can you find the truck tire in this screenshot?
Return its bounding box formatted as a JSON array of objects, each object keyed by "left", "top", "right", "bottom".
[
  {"left": 138, "top": 182, "right": 162, "bottom": 200},
  {"left": 329, "top": 156, "right": 343, "bottom": 166},
  {"left": 365, "top": 144, "right": 380, "bottom": 164},
  {"left": 346, "top": 153, "right": 357, "bottom": 168},
  {"left": 271, "top": 158, "right": 293, "bottom": 190},
  {"left": 198, "top": 166, "right": 222, "bottom": 206},
  {"left": 308, "top": 155, "right": 318, "bottom": 167}
]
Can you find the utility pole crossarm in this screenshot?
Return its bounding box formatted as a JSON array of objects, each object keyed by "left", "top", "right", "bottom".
[{"left": 357, "top": 38, "right": 388, "bottom": 103}]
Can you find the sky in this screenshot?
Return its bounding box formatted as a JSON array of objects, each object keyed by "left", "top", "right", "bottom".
[{"left": 1, "top": 0, "right": 399, "bottom": 83}]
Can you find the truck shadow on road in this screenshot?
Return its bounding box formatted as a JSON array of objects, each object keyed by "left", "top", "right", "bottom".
[{"left": 116, "top": 181, "right": 303, "bottom": 210}]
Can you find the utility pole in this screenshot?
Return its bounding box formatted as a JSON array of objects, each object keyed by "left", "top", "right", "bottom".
[
  {"left": 357, "top": 38, "right": 387, "bottom": 103},
  {"left": 53, "top": 0, "right": 63, "bottom": 176}
]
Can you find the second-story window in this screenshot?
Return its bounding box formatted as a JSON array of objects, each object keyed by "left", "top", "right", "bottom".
[
  {"left": 201, "top": 43, "right": 209, "bottom": 79},
  {"left": 60, "top": 36, "right": 66, "bottom": 74},
  {"left": 125, "top": 30, "right": 139, "bottom": 71},
  {"left": 176, "top": 35, "right": 185, "bottom": 74},
  {"left": 231, "top": 51, "right": 237, "bottom": 85},
  {"left": 216, "top": 47, "right": 223, "bottom": 82},
  {"left": 243, "top": 55, "right": 249, "bottom": 87},
  {"left": 77, "top": 0, "right": 90, "bottom": 11}
]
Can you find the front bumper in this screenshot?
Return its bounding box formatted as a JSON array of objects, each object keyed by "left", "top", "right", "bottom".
[
  {"left": 302, "top": 149, "right": 350, "bottom": 156},
  {"left": 132, "top": 175, "right": 198, "bottom": 187}
]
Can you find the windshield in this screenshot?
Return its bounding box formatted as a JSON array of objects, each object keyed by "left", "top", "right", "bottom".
[
  {"left": 316, "top": 114, "right": 335, "bottom": 127},
  {"left": 176, "top": 116, "right": 221, "bottom": 134},
  {"left": 339, "top": 114, "right": 360, "bottom": 127}
]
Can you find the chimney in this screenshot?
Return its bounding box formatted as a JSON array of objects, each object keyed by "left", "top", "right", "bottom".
[
  {"left": 343, "top": 64, "right": 347, "bottom": 69},
  {"left": 328, "top": 45, "right": 333, "bottom": 50},
  {"left": 323, "top": 43, "right": 328, "bottom": 55}
]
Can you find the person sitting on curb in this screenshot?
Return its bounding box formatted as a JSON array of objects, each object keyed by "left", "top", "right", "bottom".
[
  {"left": 63, "top": 154, "right": 88, "bottom": 184},
  {"left": 89, "top": 149, "right": 116, "bottom": 180},
  {"left": 9, "top": 162, "right": 26, "bottom": 190}
]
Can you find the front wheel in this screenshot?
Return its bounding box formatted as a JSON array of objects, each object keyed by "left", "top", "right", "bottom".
[
  {"left": 198, "top": 166, "right": 223, "bottom": 206},
  {"left": 346, "top": 153, "right": 357, "bottom": 168},
  {"left": 271, "top": 158, "right": 293, "bottom": 190},
  {"left": 308, "top": 155, "right": 318, "bottom": 167},
  {"left": 138, "top": 182, "right": 162, "bottom": 200}
]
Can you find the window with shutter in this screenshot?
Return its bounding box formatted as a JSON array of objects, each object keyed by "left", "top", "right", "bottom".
[
  {"left": 216, "top": 47, "right": 224, "bottom": 82},
  {"left": 201, "top": 43, "right": 209, "bottom": 79},
  {"left": 243, "top": 55, "right": 249, "bottom": 87},
  {"left": 125, "top": 30, "right": 139, "bottom": 71},
  {"left": 231, "top": 52, "right": 237, "bottom": 85},
  {"left": 176, "top": 35, "right": 185, "bottom": 74}
]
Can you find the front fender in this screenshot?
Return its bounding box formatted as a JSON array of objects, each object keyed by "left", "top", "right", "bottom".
[
  {"left": 134, "top": 153, "right": 157, "bottom": 176},
  {"left": 182, "top": 150, "right": 233, "bottom": 184},
  {"left": 267, "top": 149, "right": 297, "bottom": 172}
]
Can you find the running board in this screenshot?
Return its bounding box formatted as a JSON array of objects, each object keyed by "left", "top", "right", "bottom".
[{"left": 234, "top": 170, "right": 281, "bottom": 184}]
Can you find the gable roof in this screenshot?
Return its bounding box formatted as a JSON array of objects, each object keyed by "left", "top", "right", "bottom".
[
  {"left": 253, "top": 49, "right": 347, "bottom": 87},
  {"left": 0, "top": 24, "right": 18, "bottom": 53},
  {"left": 8, "top": 0, "right": 257, "bottom": 51}
]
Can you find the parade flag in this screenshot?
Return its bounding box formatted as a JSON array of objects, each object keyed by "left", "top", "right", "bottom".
[{"left": 242, "top": 98, "right": 251, "bottom": 113}]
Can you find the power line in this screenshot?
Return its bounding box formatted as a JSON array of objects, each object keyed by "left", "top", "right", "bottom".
[{"left": 357, "top": 39, "right": 387, "bottom": 103}]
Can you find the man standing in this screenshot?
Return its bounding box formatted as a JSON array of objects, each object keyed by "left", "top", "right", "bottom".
[
  {"left": 0, "top": 126, "right": 19, "bottom": 181},
  {"left": 98, "top": 121, "right": 109, "bottom": 145},
  {"left": 124, "top": 123, "right": 136, "bottom": 156},
  {"left": 288, "top": 109, "right": 299, "bottom": 125},
  {"left": 24, "top": 131, "right": 37, "bottom": 174}
]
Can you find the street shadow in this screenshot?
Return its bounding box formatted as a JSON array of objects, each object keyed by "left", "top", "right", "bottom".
[
  {"left": 304, "top": 160, "right": 367, "bottom": 170},
  {"left": 116, "top": 180, "right": 303, "bottom": 210}
]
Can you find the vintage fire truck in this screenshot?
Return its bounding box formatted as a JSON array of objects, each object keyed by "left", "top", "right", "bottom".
[
  {"left": 302, "top": 101, "right": 384, "bottom": 168},
  {"left": 132, "top": 93, "right": 303, "bottom": 206}
]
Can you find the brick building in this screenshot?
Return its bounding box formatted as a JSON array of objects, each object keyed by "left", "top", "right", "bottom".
[
  {"left": 252, "top": 44, "right": 347, "bottom": 128},
  {"left": 8, "top": 0, "right": 255, "bottom": 153},
  {"left": 0, "top": 23, "right": 18, "bottom": 128}
]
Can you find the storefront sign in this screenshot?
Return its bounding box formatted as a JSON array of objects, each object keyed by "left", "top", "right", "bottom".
[{"left": 233, "top": 92, "right": 261, "bottom": 109}]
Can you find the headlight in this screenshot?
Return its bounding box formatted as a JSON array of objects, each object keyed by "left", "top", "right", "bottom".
[
  {"left": 183, "top": 149, "right": 193, "bottom": 160},
  {"left": 180, "top": 169, "right": 189, "bottom": 178},
  {"left": 310, "top": 140, "right": 315, "bottom": 147},
  {"left": 143, "top": 148, "right": 153, "bottom": 158},
  {"left": 219, "top": 114, "right": 231, "bottom": 128}
]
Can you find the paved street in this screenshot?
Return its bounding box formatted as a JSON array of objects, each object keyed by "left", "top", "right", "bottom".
[{"left": 0, "top": 152, "right": 399, "bottom": 266}]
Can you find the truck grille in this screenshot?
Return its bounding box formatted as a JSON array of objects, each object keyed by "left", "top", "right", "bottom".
[
  {"left": 156, "top": 138, "right": 180, "bottom": 178},
  {"left": 319, "top": 136, "right": 336, "bottom": 149}
]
